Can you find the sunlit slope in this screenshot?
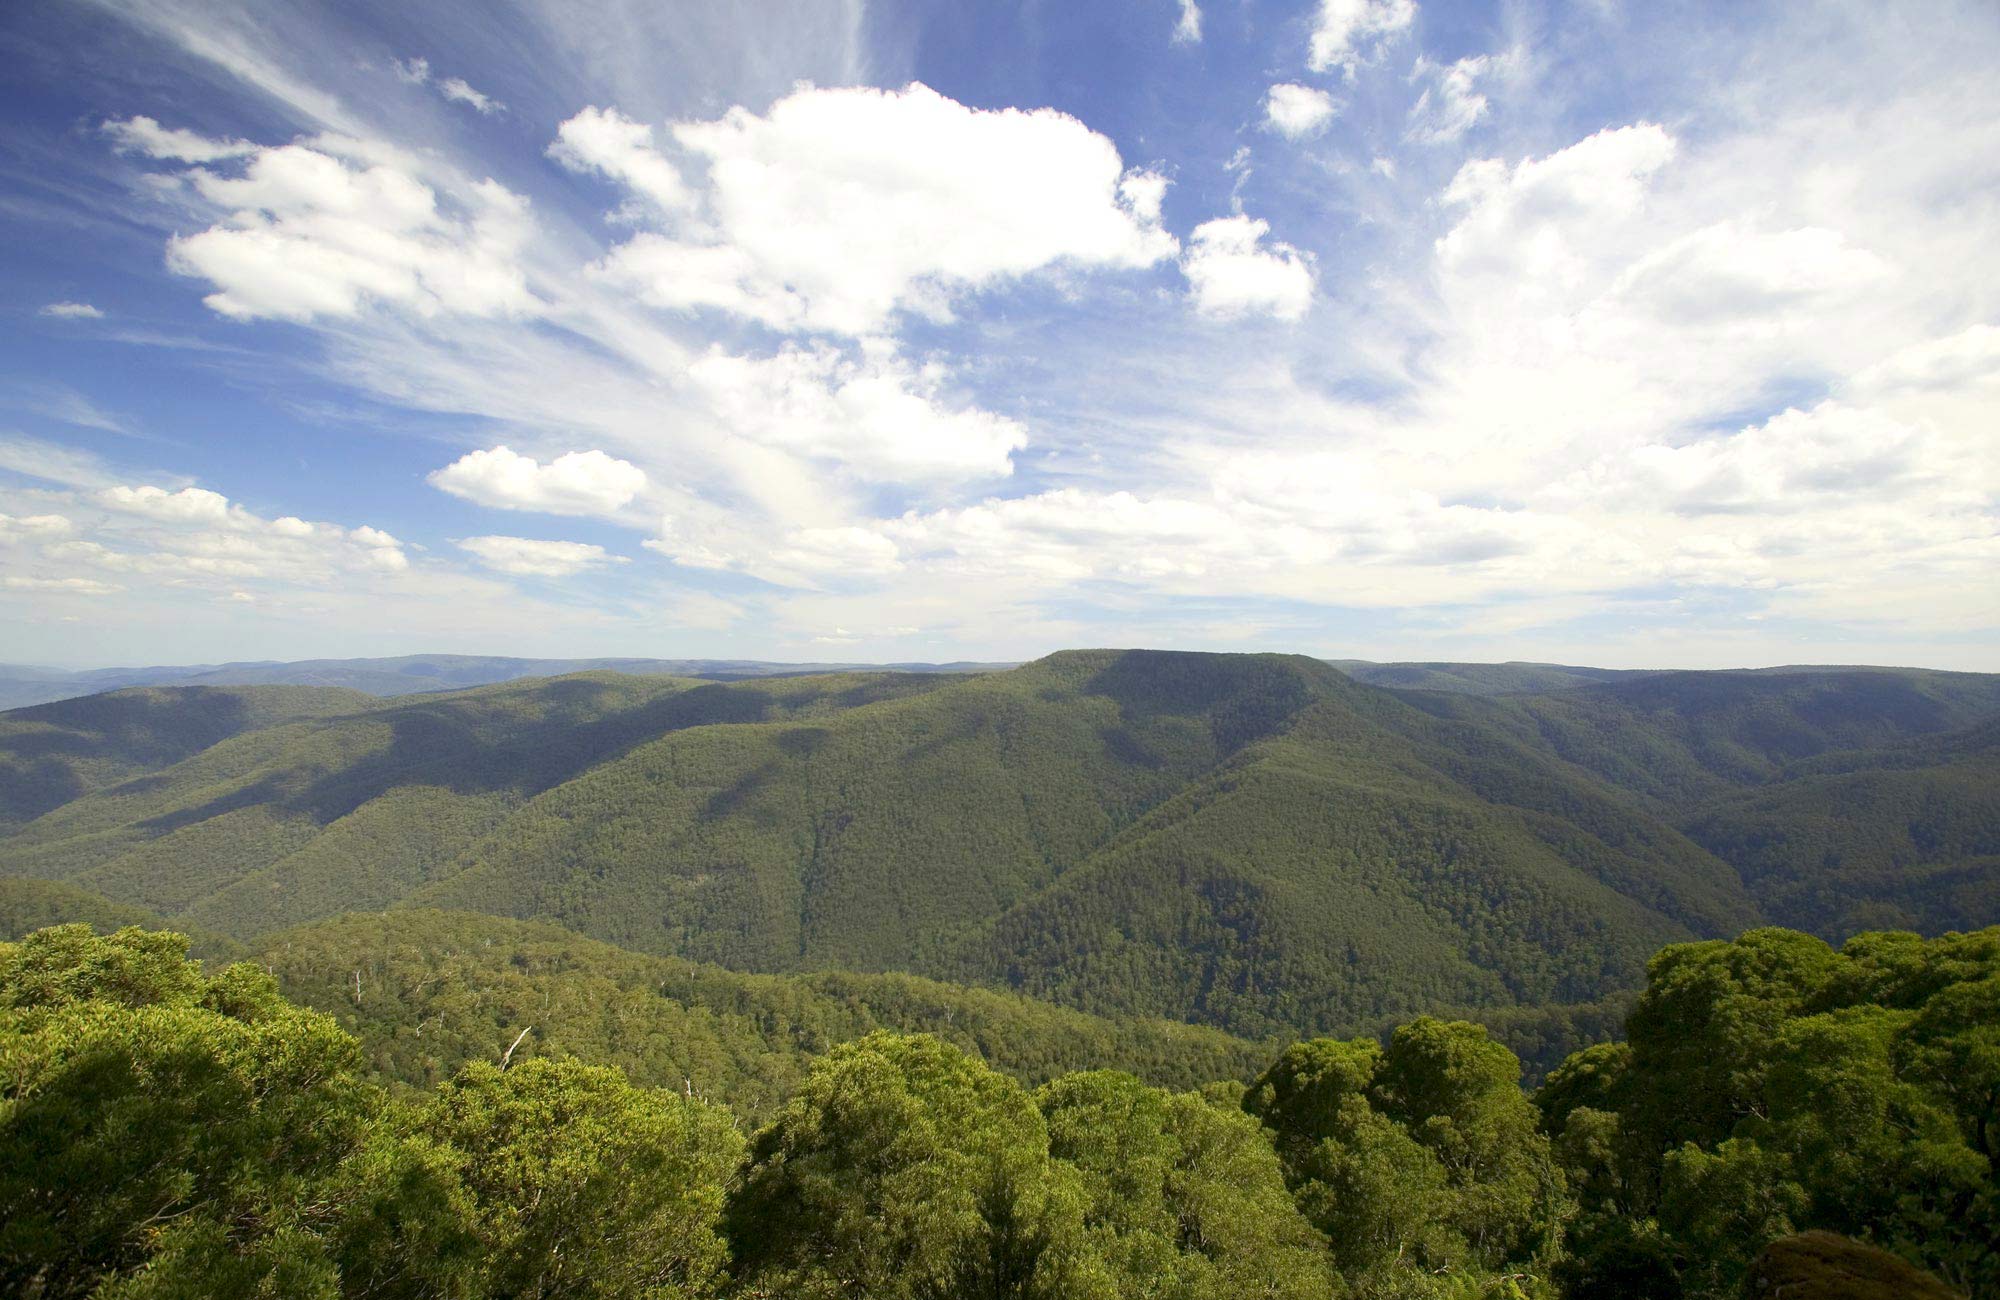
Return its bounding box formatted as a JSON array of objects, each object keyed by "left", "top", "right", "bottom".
[
  {"left": 411, "top": 651, "right": 1309, "bottom": 967},
  {"left": 0, "top": 670, "right": 955, "bottom": 929}
]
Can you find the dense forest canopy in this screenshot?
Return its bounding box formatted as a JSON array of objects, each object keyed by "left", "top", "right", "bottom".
[{"left": 2, "top": 920, "right": 1991, "bottom": 1298}]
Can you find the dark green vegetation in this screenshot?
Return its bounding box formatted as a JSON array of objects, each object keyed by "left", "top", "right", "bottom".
[
  {"left": 4, "top": 921, "right": 1989, "bottom": 1298},
  {"left": 254, "top": 909, "right": 1270, "bottom": 1120},
  {"left": 3, "top": 651, "right": 1997, "bottom": 1051},
  {"left": 1542, "top": 925, "right": 1998, "bottom": 1299}
]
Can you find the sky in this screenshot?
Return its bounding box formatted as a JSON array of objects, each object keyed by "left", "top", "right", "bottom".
[{"left": 1, "top": 0, "right": 1996, "bottom": 671}]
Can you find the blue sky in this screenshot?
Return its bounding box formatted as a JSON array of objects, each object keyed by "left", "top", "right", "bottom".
[{"left": 1, "top": 0, "right": 1996, "bottom": 669}]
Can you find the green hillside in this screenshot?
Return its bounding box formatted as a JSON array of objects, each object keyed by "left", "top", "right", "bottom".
[
  {"left": 0, "top": 683, "right": 373, "bottom": 830},
  {"left": 1685, "top": 717, "right": 2000, "bottom": 935},
  {"left": 254, "top": 909, "right": 1270, "bottom": 1118},
  {"left": 2, "top": 650, "right": 1997, "bottom": 1046}
]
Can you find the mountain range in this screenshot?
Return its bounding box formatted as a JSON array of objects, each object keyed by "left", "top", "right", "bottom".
[{"left": 3, "top": 649, "right": 1993, "bottom": 1049}]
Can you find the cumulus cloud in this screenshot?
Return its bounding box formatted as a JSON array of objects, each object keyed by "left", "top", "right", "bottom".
[
  {"left": 40, "top": 302, "right": 104, "bottom": 319},
  {"left": 685, "top": 344, "right": 1028, "bottom": 483},
  {"left": 1437, "top": 123, "right": 1678, "bottom": 282},
  {"left": 455, "top": 535, "right": 627, "bottom": 576},
  {"left": 1309, "top": 0, "right": 1416, "bottom": 74},
  {"left": 567, "top": 83, "right": 1176, "bottom": 336},
  {"left": 99, "top": 484, "right": 232, "bottom": 523},
  {"left": 76, "top": 483, "right": 410, "bottom": 578},
  {"left": 127, "top": 130, "right": 537, "bottom": 322},
  {"left": 1264, "top": 84, "right": 1337, "bottom": 139},
  {"left": 1172, "top": 0, "right": 1202, "bottom": 45},
  {"left": 0, "top": 513, "right": 75, "bottom": 541},
  {"left": 428, "top": 446, "right": 648, "bottom": 517},
  {"left": 1407, "top": 56, "right": 1490, "bottom": 143},
  {"left": 1181, "top": 216, "right": 1315, "bottom": 320},
  {"left": 549, "top": 106, "right": 692, "bottom": 212}
]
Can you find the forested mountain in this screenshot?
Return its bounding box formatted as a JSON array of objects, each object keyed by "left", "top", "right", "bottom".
[
  {"left": 2, "top": 649, "right": 1995, "bottom": 1047},
  {"left": 0, "top": 684, "right": 373, "bottom": 830}
]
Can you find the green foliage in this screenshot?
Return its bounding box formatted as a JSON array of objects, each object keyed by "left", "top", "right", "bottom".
[
  {"left": 1246, "top": 1021, "right": 1565, "bottom": 1296},
  {"left": 0, "top": 923, "right": 744, "bottom": 1300},
  {"left": 419, "top": 1057, "right": 743, "bottom": 1299},
  {"left": 0, "top": 926, "right": 370, "bottom": 1298},
  {"left": 1036, "top": 1070, "right": 1337, "bottom": 1299},
  {"left": 726, "top": 1031, "right": 1101, "bottom": 1299},
  {"left": 1545, "top": 925, "right": 2000, "bottom": 1299},
  {"left": 6, "top": 918, "right": 1999, "bottom": 1300}
]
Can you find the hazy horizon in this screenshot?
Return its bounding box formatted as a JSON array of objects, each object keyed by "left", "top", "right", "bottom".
[{"left": 10, "top": 645, "right": 1997, "bottom": 679}]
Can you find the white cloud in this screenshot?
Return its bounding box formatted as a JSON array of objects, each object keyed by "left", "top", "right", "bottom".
[
  {"left": 1172, "top": 0, "right": 1203, "bottom": 45},
  {"left": 455, "top": 535, "right": 628, "bottom": 576},
  {"left": 1264, "top": 84, "right": 1337, "bottom": 139},
  {"left": 1853, "top": 323, "right": 2000, "bottom": 395},
  {"left": 40, "top": 301, "right": 104, "bottom": 320},
  {"left": 0, "top": 513, "right": 75, "bottom": 541},
  {"left": 0, "top": 435, "right": 124, "bottom": 489},
  {"left": 1181, "top": 216, "right": 1315, "bottom": 320},
  {"left": 572, "top": 83, "right": 1176, "bottom": 337},
  {"left": 390, "top": 57, "right": 504, "bottom": 114},
  {"left": 685, "top": 344, "right": 1028, "bottom": 483},
  {"left": 1309, "top": 0, "right": 1417, "bottom": 74},
  {"left": 3, "top": 576, "right": 122, "bottom": 596},
  {"left": 103, "top": 115, "right": 256, "bottom": 163},
  {"left": 1407, "top": 55, "right": 1490, "bottom": 143},
  {"left": 1437, "top": 123, "right": 1678, "bottom": 283},
  {"left": 1568, "top": 400, "right": 1964, "bottom": 517},
  {"left": 142, "top": 134, "right": 537, "bottom": 322},
  {"left": 589, "top": 234, "right": 804, "bottom": 328},
  {"left": 72, "top": 484, "right": 411, "bottom": 579},
  {"left": 1610, "top": 222, "right": 1893, "bottom": 324},
  {"left": 549, "top": 106, "right": 692, "bottom": 212},
  {"left": 439, "top": 77, "right": 503, "bottom": 115},
  {"left": 99, "top": 484, "right": 232, "bottom": 523},
  {"left": 770, "top": 526, "right": 905, "bottom": 579},
  {"left": 428, "top": 446, "right": 648, "bottom": 517}
]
